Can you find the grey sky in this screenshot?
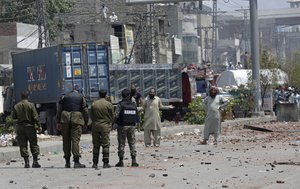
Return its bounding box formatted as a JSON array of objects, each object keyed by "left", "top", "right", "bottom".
[{"left": 217, "top": 0, "right": 290, "bottom": 11}]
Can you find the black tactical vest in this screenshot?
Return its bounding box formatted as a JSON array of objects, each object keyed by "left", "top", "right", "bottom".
[
  {"left": 116, "top": 100, "right": 137, "bottom": 126},
  {"left": 61, "top": 91, "right": 83, "bottom": 112}
]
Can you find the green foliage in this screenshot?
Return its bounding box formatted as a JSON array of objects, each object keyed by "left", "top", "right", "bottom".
[
  {"left": 0, "top": 1, "right": 37, "bottom": 23},
  {"left": 228, "top": 87, "right": 255, "bottom": 117},
  {"left": 0, "top": 116, "right": 15, "bottom": 135},
  {"left": 0, "top": 0, "right": 75, "bottom": 41},
  {"left": 185, "top": 96, "right": 206, "bottom": 124},
  {"left": 282, "top": 52, "right": 300, "bottom": 88},
  {"left": 260, "top": 50, "right": 279, "bottom": 69},
  {"left": 247, "top": 50, "right": 281, "bottom": 107},
  {"left": 45, "top": 0, "right": 75, "bottom": 40}
]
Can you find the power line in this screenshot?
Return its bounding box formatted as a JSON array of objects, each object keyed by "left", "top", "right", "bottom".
[{"left": 0, "top": 28, "right": 39, "bottom": 51}]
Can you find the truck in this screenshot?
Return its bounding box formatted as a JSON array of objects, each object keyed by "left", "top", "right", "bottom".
[
  {"left": 4, "top": 43, "right": 110, "bottom": 135},
  {"left": 4, "top": 43, "right": 187, "bottom": 134}
]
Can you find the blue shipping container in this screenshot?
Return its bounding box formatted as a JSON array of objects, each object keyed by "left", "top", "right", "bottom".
[{"left": 12, "top": 43, "right": 110, "bottom": 104}]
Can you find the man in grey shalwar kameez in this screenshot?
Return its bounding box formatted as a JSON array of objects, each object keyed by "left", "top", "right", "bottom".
[
  {"left": 201, "top": 87, "right": 227, "bottom": 145},
  {"left": 142, "top": 88, "right": 173, "bottom": 147}
]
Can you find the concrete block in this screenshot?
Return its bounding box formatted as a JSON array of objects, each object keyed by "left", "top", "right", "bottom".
[{"left": 276, "top": 103, "right": 299, "bottom": 122}]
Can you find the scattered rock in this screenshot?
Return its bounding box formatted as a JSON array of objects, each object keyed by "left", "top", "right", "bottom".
[
  {"left": 42, "top": 186, "right": 48, "bottom": 189},
  {"left": 276, "top": 180, "right": 285, "bottom": 184},
  {"left": 175, "top": 132, "right": 184, "bottom": 136},
  {"left": 222, "top": 185, "right": 229, "bottom": 188},
  {"left": 9, "top": 180, "right": 14, "bottom": 184},
  {"left": 6, "top": 162, "right": 10, "bottom": 165},
  {"left": 10, "top": 159, "right": 17, "bottom": 162},
  {"left": 163, "top": 173, "right": 168, "bottom": 177},
  {"left": 149, "top": 173, "right": 155, "bottom": 178}
]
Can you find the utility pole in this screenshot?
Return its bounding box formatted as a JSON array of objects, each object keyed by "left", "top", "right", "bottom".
[
  {"left": 211, "top": 0, "right": 217, "bottom": 65},
  {"left": 36, "top": 0, "right": 49, "bottom": 48},
  {"left": 249, "top": 0, "right": 262, "bottom": 113},
  {"left": 196, "top": 26, "right": 214, "bottom": 63},
  {"left": 198, "top": 0, "right": 221, "bottom": 65},
  {"left": 149, "top": 4, "right": 156, "bottom": 64},
  {"left": 236, "top": 8, "right": 249, "bottom": 52}
]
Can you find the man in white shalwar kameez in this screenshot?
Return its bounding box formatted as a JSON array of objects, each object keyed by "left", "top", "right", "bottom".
[
  {"left": 142, "top": 88, "right": 173, "bottom": 147},
  {"left": 201, "top": 87, "right": 227, "bottom": 145}
]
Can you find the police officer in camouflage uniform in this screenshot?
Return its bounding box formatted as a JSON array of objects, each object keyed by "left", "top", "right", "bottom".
[
  {"left": 56, "top": 86, "right": 88, "bottom": 168},
  {"left": 115, "top": 89, "right": 139, "bottom": 167},
  {"left": 11, "top": 90, "right": 41, "bottom": 168},
  {"left": 90, "top": 89, "right": 114, "bottom": 169}
]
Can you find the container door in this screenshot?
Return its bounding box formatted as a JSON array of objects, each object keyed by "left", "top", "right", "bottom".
[
  {"left": 62, "top": 44, "right": 109, "bottom": 101},
  {"left": 86, "top": 44, "right": 110, "bottom": 100},
  {"left": 62, "top": 44, "right": 85, "bottom": 95}
]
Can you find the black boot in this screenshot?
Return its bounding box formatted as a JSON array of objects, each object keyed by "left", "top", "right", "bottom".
[
  {"left": 65, "top": 157, "right": 71, "bottom": 168},
  {"left": 74, "top": 156, "right": 86, "bottom": 168},
  {"left": 32, "top": 155, "right": 41, "bottom": 168},
  {"left": 115, "top": 157, "right": 124, "bottom": 167},
  {"left": 131, "top": 156, "right": 139, "bottom": 167},
  {"left": 103, "top": 159, "right": 111, "bottom": 169},
  {"left": 24, "top": 157, "right": 30, "bottom": 168},
  {"left": 92, "top": 158, "right": 98, "bottom": 169},
  {"left": 92, "top": 163, "right": 98, "bottom": 169},
  {"left": 92, "top": 152, "right": 99, "bottom": 169}
]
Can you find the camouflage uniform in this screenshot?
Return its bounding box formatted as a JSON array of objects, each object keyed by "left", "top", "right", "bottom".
[
  {"left": 57, "top": 90, "right": 88, "bottom": 167},
  {"left": 115, "top": 98, "right": 138, "bottom": 167},
  {"left": 11, "top": 99, "right": 41, "bottom": 168},
  {"left": 90, "top": 98, "right": 114, "bottom": 167}
]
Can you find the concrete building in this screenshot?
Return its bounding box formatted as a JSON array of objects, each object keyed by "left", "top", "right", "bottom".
[
  {"left": 0, "top": 1, "right": 215, "bottom": 67},
  {"left": 0, "top": 22, "right": 40, "bottom": 65},
  {"left": 218, "top": 2, "right": 300, "bottom": 67}
]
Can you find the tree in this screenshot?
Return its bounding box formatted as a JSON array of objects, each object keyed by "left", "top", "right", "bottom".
[
  {"left": 282, "top": 52, "right": 300, "bottom": 88},
  {"left": 260, "top": 49, "right": 279, "bottom": 70},
  {"left": 0, "top": 0, "right": 74, "bottom": 42},
  {"left": 246, "top": 49, "right": 280, "bottom": 111}
]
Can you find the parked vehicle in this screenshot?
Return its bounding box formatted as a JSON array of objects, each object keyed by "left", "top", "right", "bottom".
[{"left": 5, "top": 43, "right": 110, "bottom": 134}]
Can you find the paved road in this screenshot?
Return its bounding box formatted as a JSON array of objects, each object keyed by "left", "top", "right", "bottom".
[{"left": 0, "top": 117, "right": 299, "bottom": 189}]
